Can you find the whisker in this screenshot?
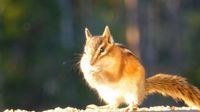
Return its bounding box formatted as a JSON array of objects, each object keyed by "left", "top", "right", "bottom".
[{"left": 71, "top": 53, "right": 83, "bottom": 75}]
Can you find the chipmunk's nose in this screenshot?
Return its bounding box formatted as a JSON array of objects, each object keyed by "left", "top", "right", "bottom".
[
  {"left": 87, "top": 49, "right": 97, "bottom": 65},
  {"left": 90, "top": 59, "right": 95, "bottom": 65},
  {"left": 90, "top": 55, "right": 97, "bottom": 65}
]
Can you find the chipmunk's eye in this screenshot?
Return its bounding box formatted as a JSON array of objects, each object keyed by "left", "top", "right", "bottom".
[{"left": 100, "top": 47, "right": 104, "bottom": 53}]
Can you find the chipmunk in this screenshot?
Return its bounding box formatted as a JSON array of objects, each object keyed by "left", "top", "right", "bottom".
[{"left": 80, "top": 26, "right": 200, "bottom": 111}]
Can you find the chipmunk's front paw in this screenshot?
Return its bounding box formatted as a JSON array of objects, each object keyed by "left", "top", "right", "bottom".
[
  {"left": 86, "top": 104, "right": 117, "bottom": 110},
  {"left": 86, "top": 104, "right": 98, "bottom": 109}
]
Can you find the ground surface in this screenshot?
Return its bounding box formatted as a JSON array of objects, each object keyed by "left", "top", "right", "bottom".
[{"left": 3, "top": 106, "right": 199, "bottom": 112}]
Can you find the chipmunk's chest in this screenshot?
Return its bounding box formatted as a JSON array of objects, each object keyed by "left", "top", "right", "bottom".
[
  {"left": 80, "top": 55, "right": 100, "bottom": 86},
  {"left": 80, "top": 54, "right": 117, "bottom": 86}
]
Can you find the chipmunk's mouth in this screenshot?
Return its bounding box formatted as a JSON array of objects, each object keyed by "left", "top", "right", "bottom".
[{"left": 88, "top": 66, "right": 99, "bottom": 73}]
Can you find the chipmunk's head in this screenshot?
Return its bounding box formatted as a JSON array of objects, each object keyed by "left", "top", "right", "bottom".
[
  {"left": 80, "top": 26, "right": 125, "bottom": 85},
  {"left": 83, "top": 26, "right": 114, "bottom": 65}
]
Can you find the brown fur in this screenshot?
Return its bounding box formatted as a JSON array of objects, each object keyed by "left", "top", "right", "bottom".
[
  {"left": 81, "top": 26, "right": 200, "bottom": 110},
  {"left": 146, "top": 74, "right": 200, "bottom": 109}
]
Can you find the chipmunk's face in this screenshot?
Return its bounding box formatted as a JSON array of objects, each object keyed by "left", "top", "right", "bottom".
[
  {"left": 82, "top": 26, "right": 114, "bottom": 66},
  {"left": 80, "top": 26, "right": 115, "bottom": 84}
]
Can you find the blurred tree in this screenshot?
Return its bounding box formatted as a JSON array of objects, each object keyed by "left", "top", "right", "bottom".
[
  {"left": 57, "top": 0, "right": 74, "bottom": 49},
  {"left": 125, "top": 0, "right": 140, "bottom": 57},
  {"left": 79, "top": 0, "right": 92, "bottom": 27},
  {"left": 0, "top": 0, "right": 200, "bottom": 111},
  {"left": 139, "top": 1, "right": 160, "bottom": 75},
  {"left": 164, "top": 0, "right": 185, "bottom": 71}
]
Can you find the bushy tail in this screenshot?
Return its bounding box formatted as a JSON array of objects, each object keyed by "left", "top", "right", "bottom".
[{"left": 146, "top": 73, "right": 200, "bottom": 109}]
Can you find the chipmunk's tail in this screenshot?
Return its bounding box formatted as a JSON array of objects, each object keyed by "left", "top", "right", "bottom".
[{"left": 146, "top": 73, "right": 200, "bottom": 109}]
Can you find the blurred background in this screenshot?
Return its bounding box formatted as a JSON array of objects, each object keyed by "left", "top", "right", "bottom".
[{"left": 0, "top": 0, "right": 200, "bottom": 111}]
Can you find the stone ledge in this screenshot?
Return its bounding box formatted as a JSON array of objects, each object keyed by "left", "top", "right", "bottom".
[{"left": 4, "top": 106, "right": 199, "bottom": 112}]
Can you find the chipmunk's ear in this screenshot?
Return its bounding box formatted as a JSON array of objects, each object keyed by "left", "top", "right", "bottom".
[
  {"left": 102, "top": 26, "right": 114, "bottom": 44},
  {"left": 85, "top": 28, "right": 92, "bottom": 40}
]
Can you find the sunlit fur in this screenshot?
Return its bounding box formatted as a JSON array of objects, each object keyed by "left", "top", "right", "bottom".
[
  {"left": 80, "top": 26, "right": 200, "bottom": 110},
  {"left": 146, "top": 74, "right": 200, "bottom": 109},
  {"left": 80, "top": 26, "right": 145, "bottom": 109}
]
